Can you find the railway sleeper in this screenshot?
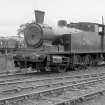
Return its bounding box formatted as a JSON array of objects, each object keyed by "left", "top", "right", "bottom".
[
  {"left": 55, "top": 90, "right": 105, "bottom": 105},
  {"left": 0, "top": 79, "right": 105, "bottom": 105},
  {"left": 0, "top": 77, "right": 104, "bottom": 105}
]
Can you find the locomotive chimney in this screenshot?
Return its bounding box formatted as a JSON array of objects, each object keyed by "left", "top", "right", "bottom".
[
  {"left": 58, "top": 20, "right": 67, "bottom": 27},
  {"left": 35, "top": 10, "right": 45, "bottom": 24}
]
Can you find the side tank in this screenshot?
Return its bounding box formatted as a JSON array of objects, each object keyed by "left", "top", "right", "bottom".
[{"left": 71, "top": 31, "right": 102, "bottom": 53}]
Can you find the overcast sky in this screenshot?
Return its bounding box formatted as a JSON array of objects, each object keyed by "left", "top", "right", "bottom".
[{"left": 0, "top": 0, "right": 105, "bottom": 36}]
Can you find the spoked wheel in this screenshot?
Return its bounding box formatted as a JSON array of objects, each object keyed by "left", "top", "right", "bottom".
[
  {"left": 40, "top": 68, "right": 46, "bottom": 72},
  {"left": 73, "top": 55, "right": 78, "bottom": 64},
  {"left": 73, "top": 55, "right": 82, "bottom": 65},
  {"left": 57, "top": 65, "right": 67, "bottom": 73},
  {"left": 82, "top": 56, "right": 89, "bottom": 69},
  {"left": 73, "top": 55, "right": 83, "bottom": 70},
  {"left": 84, "top": 56, "right": 90, "bottom": 65},
  {"left": 83, "top": 55, "right": 94, "bottom": 65},
  {"left": 19, "top": 61, "right": 25, "bottom": 68},
  {"left": 36, "top": 63, "right": 46, "bottom": 72},
  {"left": 39, "top": 65, "right": 46, "bottom": 72}
]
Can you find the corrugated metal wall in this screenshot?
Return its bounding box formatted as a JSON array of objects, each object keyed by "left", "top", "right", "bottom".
[{"left": 0, "top": 55, "right": 15, "bottom": 74}]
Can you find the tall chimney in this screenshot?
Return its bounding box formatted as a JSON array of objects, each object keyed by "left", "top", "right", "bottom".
[
  {"left": 58, "top": 20, "right": 67, "bottom": 27},
  {"left": 35, "top": 10, "right": 45, "bottom": 24}
]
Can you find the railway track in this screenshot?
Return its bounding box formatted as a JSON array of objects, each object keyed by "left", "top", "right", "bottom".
[
  {"left": 0, "top": 72, "right": 104, "bottom": 93},
  {"left": 0, "top": 69, "right": 105, "bottom": 105},
  {"left": 1, "top": 75, "right": 105, "bottom": 105},
  {"left": 0, "top": 66, "right": 105, "bottom": 82},
  {"left": 0, "top": 68, "right": 105, "bottom": 90}
]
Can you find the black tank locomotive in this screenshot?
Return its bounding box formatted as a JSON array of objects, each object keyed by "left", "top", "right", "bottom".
[{"left": 13, "top": 10, "right": 105, "bottom": 73}]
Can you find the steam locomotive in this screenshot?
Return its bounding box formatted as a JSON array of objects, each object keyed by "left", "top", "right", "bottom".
[{"left": 13, "top": 10, "right": 105, "bottom": 73}]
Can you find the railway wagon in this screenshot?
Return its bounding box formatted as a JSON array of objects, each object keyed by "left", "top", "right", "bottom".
[
  {"left": 13, "top": 10, "right": 105, "bottom": 73},
  {"left": 0, "top": 36, "right": 19, "bottom": 54}
]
